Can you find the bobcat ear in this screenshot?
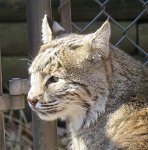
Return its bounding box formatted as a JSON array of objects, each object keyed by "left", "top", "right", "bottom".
[
  {"left": 48, "top": 18, "right": 67, "bottom": 37},
  {"left": 42, "top": 14, "right": 67, "bottom": 44},
  {"left": 90, "top": 20, "right": 111, "bottom": 58},
  {"left": 42, "top": 14, "right": 52, "bottom": 44},
  {"left": 47, "top": 17, "right": 67, "bottom": 37}
]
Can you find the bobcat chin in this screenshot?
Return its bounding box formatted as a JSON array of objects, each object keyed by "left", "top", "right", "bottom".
[{"left": 28, "top": 14, "right": 148, "bottom": 150}]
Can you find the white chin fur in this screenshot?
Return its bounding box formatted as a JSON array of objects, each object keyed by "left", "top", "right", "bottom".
[{"left": 35, "top": 101, "right": 42, "bottom": 109}]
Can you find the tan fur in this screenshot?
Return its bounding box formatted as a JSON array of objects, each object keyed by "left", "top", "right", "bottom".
[{"left": 28, "top": 16, "right": 148, "bottom": 150}]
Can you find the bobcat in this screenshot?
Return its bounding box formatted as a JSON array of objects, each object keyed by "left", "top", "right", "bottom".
[{"left": 28, "top": 15, "right": 148, "bottom": 150}]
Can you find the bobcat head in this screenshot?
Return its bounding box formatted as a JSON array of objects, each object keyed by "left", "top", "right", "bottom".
[{"left": 28, "top": 15, "right": 111, "bottom": 128}]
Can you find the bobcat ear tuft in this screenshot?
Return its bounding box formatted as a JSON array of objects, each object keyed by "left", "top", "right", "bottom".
[
  {"left": 42, "top": 14, "right": 52, "bottom": 44},
  {"left": 91, "top": 20, "right": 111, "bottom": 58}
]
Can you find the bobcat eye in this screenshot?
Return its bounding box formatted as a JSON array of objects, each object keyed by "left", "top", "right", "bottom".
[{"left": 46, "top": 76, "right": 59, "bottom": 85}]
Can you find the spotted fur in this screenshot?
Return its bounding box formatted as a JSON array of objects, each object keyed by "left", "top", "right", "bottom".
[{"left": 28, "top": 15, "right": 148, "bottom": 150}]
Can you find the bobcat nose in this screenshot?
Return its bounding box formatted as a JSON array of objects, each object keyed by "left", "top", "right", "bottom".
[{"left": 28, "top": 97, "right": 38, "bottom": 107}]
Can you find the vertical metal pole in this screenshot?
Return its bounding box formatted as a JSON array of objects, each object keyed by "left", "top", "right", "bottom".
[
  {"left": 27, "top": 0, "right": 52, "bottom": 57},
  {"left": 27, "top": 0, "right": 58, "bottom": 150},
  {"left": 0, "top": 48, "right": 6, "bottom": 150},
  {"left": 60, "top": 0, "right": 72, "bottom": 32}
]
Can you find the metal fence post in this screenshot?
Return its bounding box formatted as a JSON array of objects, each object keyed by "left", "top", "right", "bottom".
[{"left": 27, "top": 0, "right": 58, "bottom": 150}]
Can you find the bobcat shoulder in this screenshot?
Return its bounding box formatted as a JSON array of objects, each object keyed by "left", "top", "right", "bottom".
[{"left": 28, "top": 15, "right": 148, "bottom": 150}]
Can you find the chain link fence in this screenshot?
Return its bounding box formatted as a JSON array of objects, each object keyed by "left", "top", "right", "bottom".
[{"left": 54, "top": 0, "right": 148, "bottom": 64}]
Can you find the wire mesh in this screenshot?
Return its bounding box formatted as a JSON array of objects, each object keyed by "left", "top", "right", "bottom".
[{"left": 58, "top": 0, "right": 148, "bottom": 64}]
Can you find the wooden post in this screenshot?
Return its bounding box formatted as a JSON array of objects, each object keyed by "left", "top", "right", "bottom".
[
  {"left": 26, "top": 0, "right": 58, "bottom": 150},
  {"left": 60, "top": 0, "right": 72, "bottom": 32},
  {"left": 0, "top": 48, "right": 6, "bottom": 150},
  {"left": 0, "top": 113, "right": 5, "bottom": 150}
]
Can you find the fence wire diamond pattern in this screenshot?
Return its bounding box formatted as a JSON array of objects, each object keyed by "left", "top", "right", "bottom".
[{"left": 61, "top": 0, "right": 148, "bottom": 64}]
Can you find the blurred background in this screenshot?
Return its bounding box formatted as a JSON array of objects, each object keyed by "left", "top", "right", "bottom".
[{"left": 0, "top": 0, "right": 147, "bottom": 150}]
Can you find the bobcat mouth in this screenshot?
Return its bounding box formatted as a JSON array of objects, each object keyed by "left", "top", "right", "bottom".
[
  {"left": 28, "top": 99, "right": 57, "bottom": 111},
  {"left": 34, "top": 101, "right": 42, "bottom": 109},
  {"left": 33, "top": 100, "right": 64, "bottom": 121},
  {"left": 33, "top": 99, "right": 59, "bottom": 112},
  {"left": 29, "top": 99, "right": 63, "bottom": 121}
]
